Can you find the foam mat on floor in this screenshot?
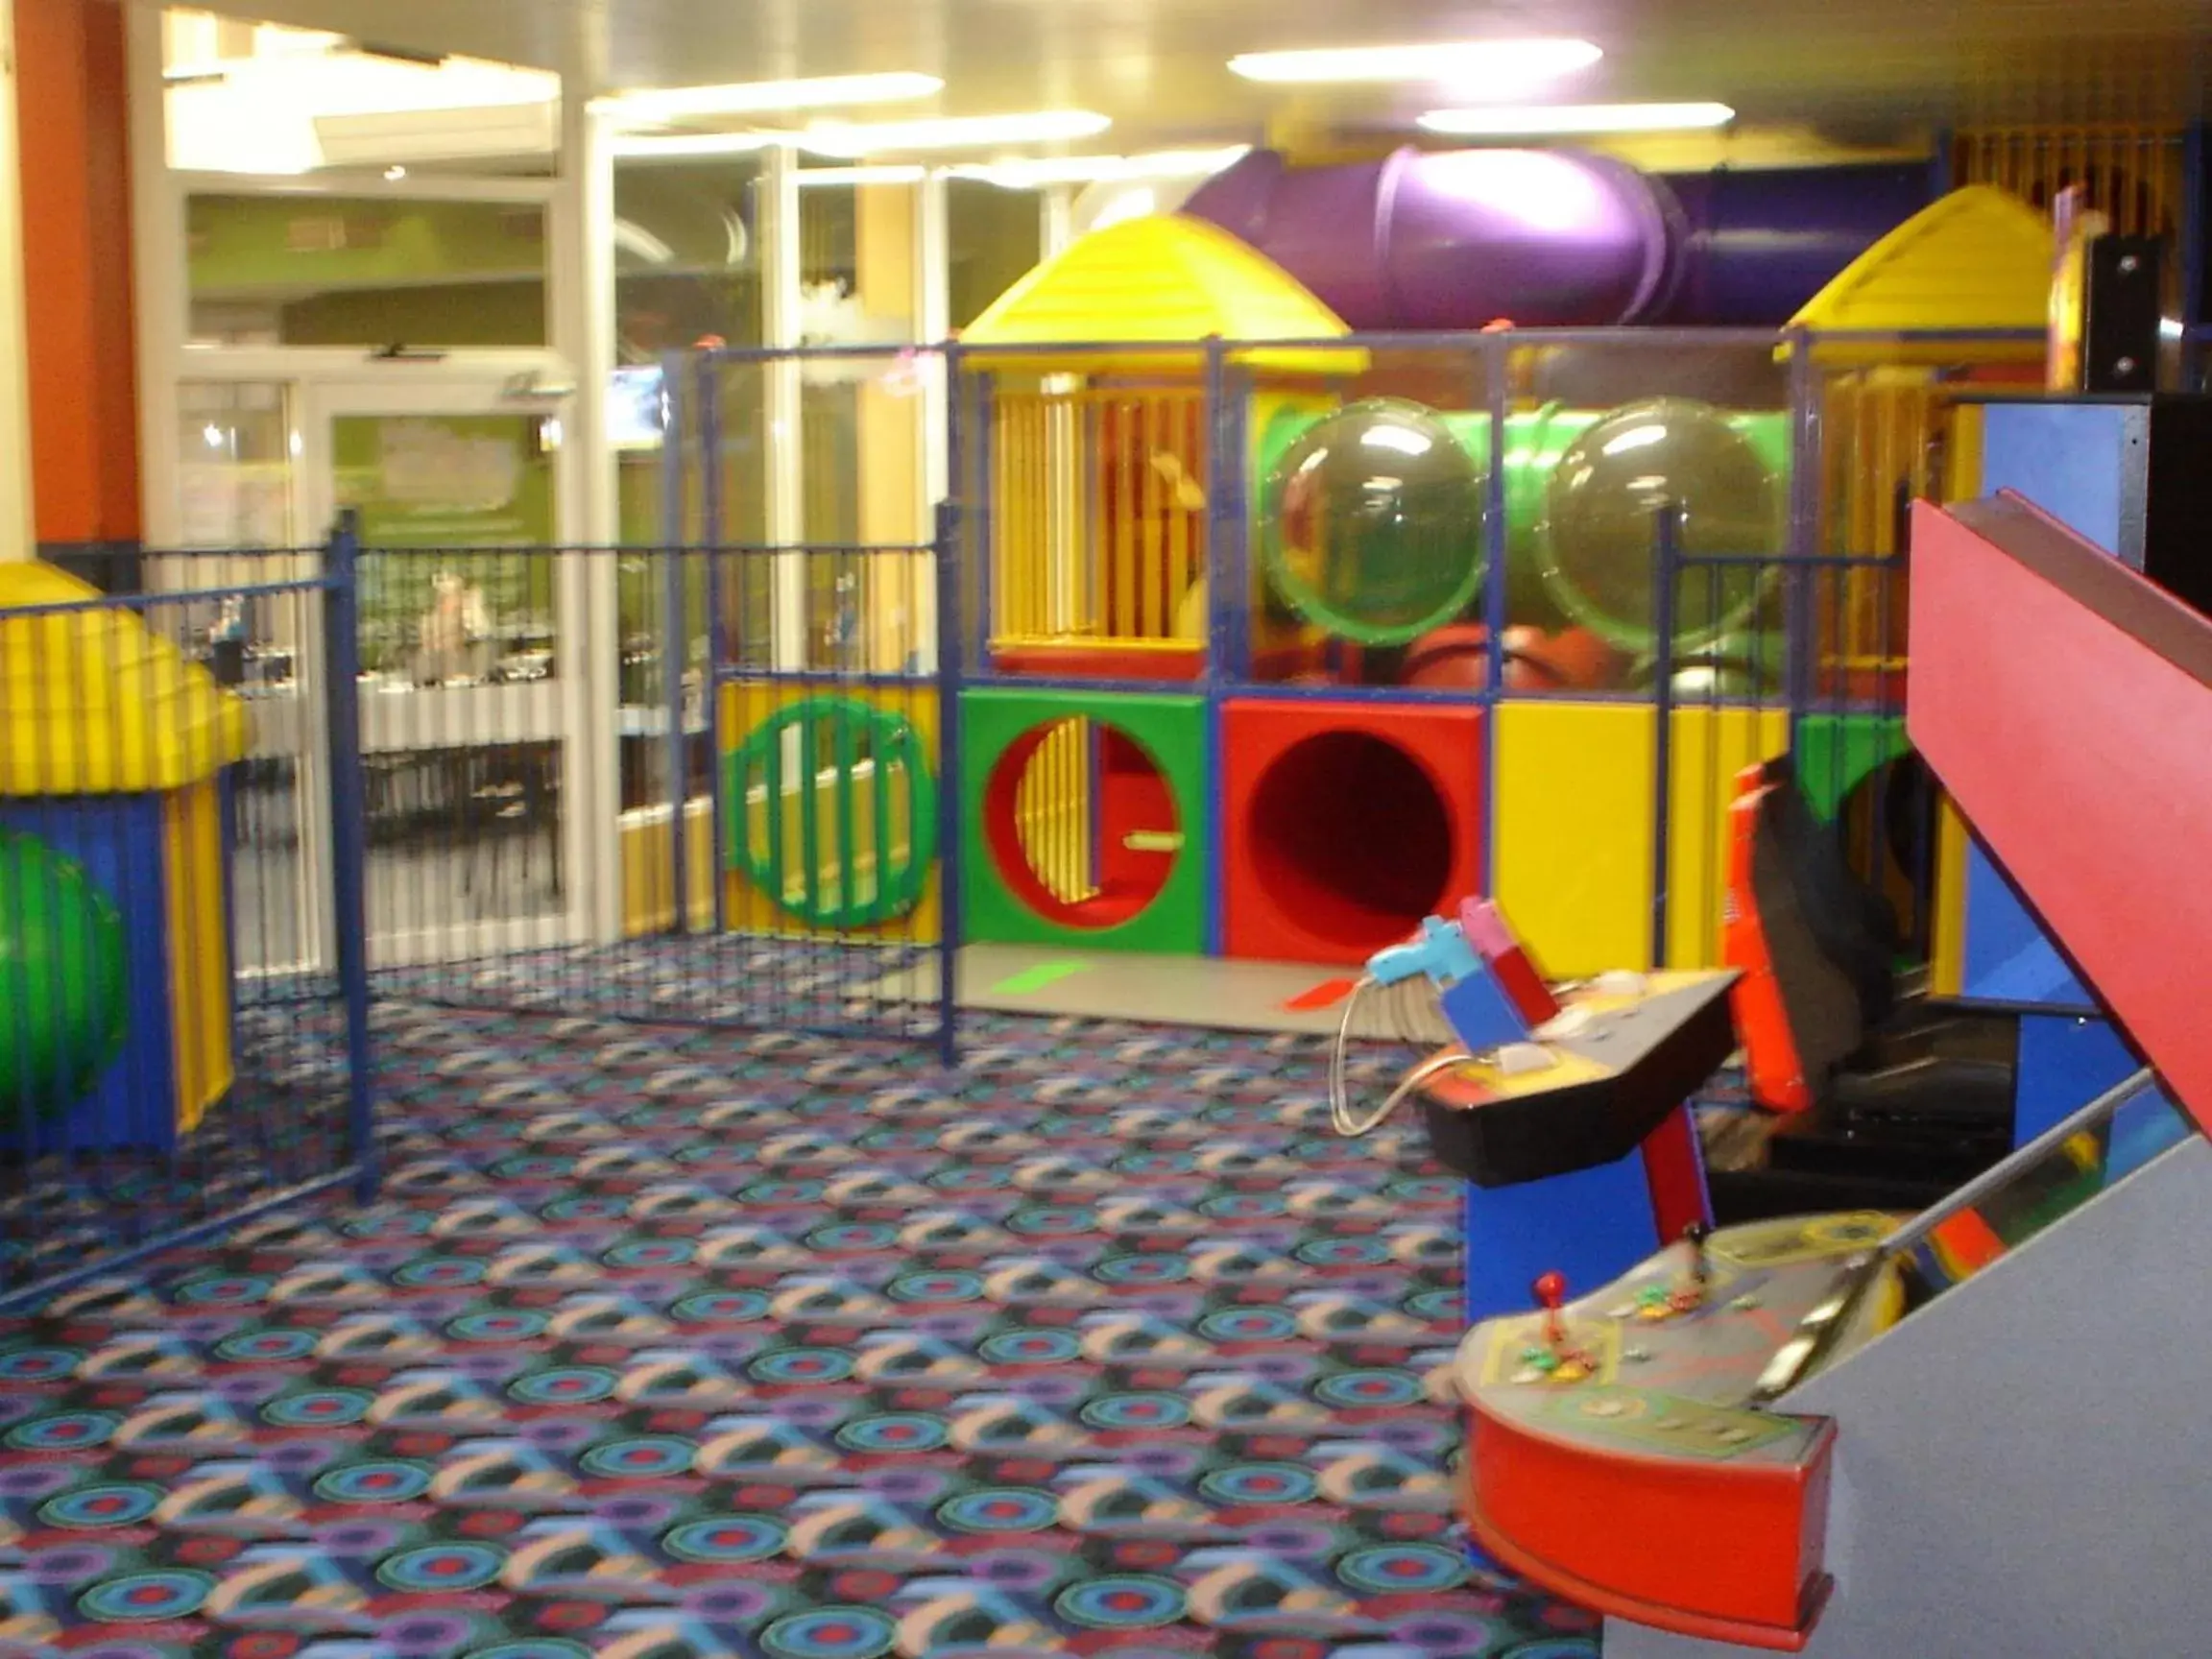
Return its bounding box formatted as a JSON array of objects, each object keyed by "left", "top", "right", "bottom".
[{"left": 866, "top": 943, "right": 1459, "bottom": 1042}]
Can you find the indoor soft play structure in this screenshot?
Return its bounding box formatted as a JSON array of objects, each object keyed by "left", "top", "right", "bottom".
[
  {"left": 0, "top": 562, "right": 251, "bottom": 1151},
  {"left": 947, "top": 179, "right": 2056, "bottom": 974}
]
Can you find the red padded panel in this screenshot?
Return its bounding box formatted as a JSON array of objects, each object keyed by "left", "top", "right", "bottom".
[{"left": 1223, "top": 700, "right": 1485, "bottom": 965}]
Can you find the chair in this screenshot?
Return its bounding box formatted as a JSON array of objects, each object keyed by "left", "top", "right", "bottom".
[{"left": 1714, "top": 756, "right": 2016, "bottom": 1218}]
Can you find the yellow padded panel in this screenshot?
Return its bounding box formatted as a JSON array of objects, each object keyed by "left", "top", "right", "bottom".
[
  {"left": 164, "top": 779, "right": 234, "bottom": 1132},
  {"left": 702, "top": 682, "right": 943, "bottom": 944},
  {"left": 1930, "top": 795, "right": 1971, "bottom": 998},
  {"left": 1493, "top": 702, "right": 1656, "bottom": 979},
  {"left": 1664, "top": 708, "right": 1791, "bottom": 970}
]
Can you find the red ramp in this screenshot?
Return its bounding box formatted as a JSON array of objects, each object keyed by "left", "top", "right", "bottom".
[{"left": 1909, "top": 493, "right": 2212, "bottom": 1133}]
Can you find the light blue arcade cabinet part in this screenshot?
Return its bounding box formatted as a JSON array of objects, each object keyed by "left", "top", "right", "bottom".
[
  {"left": 1364, "top": 913, "right": 1531, "bottom": 1056},
  {"left": 1367, "top": 914, "right": 1480, "bottom": 988}
]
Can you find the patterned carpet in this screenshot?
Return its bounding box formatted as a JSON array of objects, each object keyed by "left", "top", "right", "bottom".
[{"left": 0, "top": 1002, "right": 1600, "bottom": 1659}]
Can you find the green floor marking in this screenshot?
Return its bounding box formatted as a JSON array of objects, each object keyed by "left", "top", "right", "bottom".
[{"left": 989, "top": 959, "right": 1093, "bottom": 996}]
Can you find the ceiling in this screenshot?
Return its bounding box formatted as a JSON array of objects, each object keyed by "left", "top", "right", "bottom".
[{"left": 222, "top": 0, "right": 2212, "bottom": 151}]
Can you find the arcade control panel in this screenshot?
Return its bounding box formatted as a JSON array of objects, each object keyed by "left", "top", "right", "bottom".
[
  {"left": 1455, "top": 1213, "right": 1907, "bottom": 1651},
  {"left": 1416, "top": 970, "right": 1738, "bottom": 1186}
]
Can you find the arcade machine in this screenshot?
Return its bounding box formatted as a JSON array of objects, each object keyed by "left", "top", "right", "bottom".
[
  {"left": 1451, "top": 485, "right": 2212, "bottom": 1656},
  {"left": 1330, "top": 898, "right": 1733, "bottom": 1322}
]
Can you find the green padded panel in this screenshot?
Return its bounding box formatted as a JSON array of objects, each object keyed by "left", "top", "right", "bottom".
[
  {"left": 959, "top": 688, "right": 1208, "bottom": 955},
  {"left": 1794, "top": 712, "right": 1909, "bottom": 821}
]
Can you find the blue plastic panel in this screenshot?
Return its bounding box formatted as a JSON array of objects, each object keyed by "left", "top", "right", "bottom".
[
  {"left": 1461, "top": 1146, "right": 1661, "bottom": 1326},
  {"left": 1955, "top": 401, "right": 2134, "bottom": 1015},
  {"left": 0, "top": 796, "right": 178, "bottom": 1155},
  {"left": 1960, "top": 842, "right": 2094, "bottom": 1010},
  {"left": 2014, "top": 1014, "right": 2140, "bottom": 1148},
  {"left": 1977, "top": 401, "right": 2134, "bottom": 554}
]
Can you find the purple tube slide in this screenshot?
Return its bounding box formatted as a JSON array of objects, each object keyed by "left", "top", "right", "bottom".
[{"left": 1184, "top": 147, "right": 1931, "bottom": 331}]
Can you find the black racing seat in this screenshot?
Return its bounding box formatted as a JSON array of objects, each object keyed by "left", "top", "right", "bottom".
[{"left": 1711, "top": 755, "right": 2017, "bottom": 1221}]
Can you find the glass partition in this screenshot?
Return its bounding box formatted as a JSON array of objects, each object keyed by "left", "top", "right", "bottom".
[
  {"left": 186, "top": 194, "right": 549, "bottom": 348},
  {"left": 176, "top": 380, "right": 297, "bottom": 551}
]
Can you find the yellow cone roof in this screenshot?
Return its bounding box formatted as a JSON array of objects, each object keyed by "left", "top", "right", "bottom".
[
  {"left": 0, "top": 561, "right": 251, "bottom": 795},
  {"left": 961, "top": 213, "right": 1363, "bottom": 374},
  {"left": 1791, "top": 185, "right": 2056, "bottom": 362}
]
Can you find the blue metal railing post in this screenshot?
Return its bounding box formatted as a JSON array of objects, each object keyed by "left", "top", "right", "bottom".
[
  {"left": 1201, "top": 337, "right": 1238, "bottom": 957},
  {"left": 323, "top": 512, "right": 377, "bottom": 1204},
  {"left": 1205, "top": 337, "right": 1251, "bottom": 686},
  {"left": 697, "top": 351, "right": 730, "bottom": 932},
  {"left": 1480, "top": 334, "right": 1511, "bottom": 898},
  {"left": 933, "top": 497, "right": 964, "bottom": 1070},
  {"left": 1650, "top": 504, "right": 1681, "bottom": 973},
  {"left": 944, "top": 343, "right": 968, "bottom": 667},
  {"left": 660, "top": 354, "right": 692, "bottom": 935},
  {"left": 968, "top": 367, "right": 996, "bottom": 674},
  {"left": 1783, "top": 325, "right": 1823, "bottom": 735}
]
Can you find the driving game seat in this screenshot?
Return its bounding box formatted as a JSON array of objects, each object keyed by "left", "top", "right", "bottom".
[{"left": 1715, "top": 756, "right": 2016, "bottom": 1217}]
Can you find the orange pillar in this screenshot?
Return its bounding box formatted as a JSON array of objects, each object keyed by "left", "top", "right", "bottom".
[{"left": 12, "top": 0, "right": 141, "bottom": 552}]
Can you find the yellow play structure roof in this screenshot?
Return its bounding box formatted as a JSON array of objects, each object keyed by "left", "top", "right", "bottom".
[
  {"left": 960, "top": 212, "right": 1366, "bottom": 375},
  {"left": 0, "top": 561, "right": 252, "bottom": 796},
  {"left": 1790, "top": 185, "right": 2056, "bottom": 363}
]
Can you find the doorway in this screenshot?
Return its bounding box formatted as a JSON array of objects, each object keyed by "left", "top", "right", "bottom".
[{"left": 301, "top": 373, "right": 589, "bottom": 971}]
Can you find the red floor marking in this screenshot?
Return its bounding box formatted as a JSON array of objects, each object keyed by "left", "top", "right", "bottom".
[{"left": 1285, "top": 978, "right": 1359, "bottom": 1013}]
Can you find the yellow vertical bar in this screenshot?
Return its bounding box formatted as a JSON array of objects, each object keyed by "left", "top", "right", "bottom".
[
  {"left": 1131, "top": 396, "right": 1149, "bottom": 640},
  {"left": 1080, "top": 394, "right": 1100, "bottom": 638},
  {"left": 998, "top": 394, "right": 1016, "bottom": 641},
  {"left": 1050, "top": 724, "right": 1064, "bottom": 896},
  {"left": 1167, "top": 391, "right": 1191, "bottom": 643},
  {"left": 1070, "top": 718, "right": 1093, "bottom": 902},
  {"left": 989, "top": 395, "right": 1005, "bottom": 644},
  {"left": 1150, "top": 396, "right": 1167, "bottom": 641},
  {"left": 1037, "top": 721, "right": 1052, "bottom": 896},
  {"left": 1011, "top": 394, "right": 1026, "bottom": 641},
  {"left": 1115, "top": 400, "right": 1132, "bottom": 641},
  {"left": 1005, "top": 394, "right": 1022, "bottom": 640},
  {"left": 1048, "top": 721, "right": 1063, "bottom": 902},
  {"left": 1049, "top": 387, "right": 1074, "bottom": 637},
  {"left": 1018, "top": 720, "right": 1040, "bottom": 898},
  {"left": 1030, "top": 394, "right": 1048, "bottom": 640}
]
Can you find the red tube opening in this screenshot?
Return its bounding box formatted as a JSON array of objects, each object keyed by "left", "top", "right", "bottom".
[
  {"left": 985, "top": 718, "right": 1181, "bottom": 930},
  {"left": 1246, "top": 731, "right": 1455, "bottom": 954}
]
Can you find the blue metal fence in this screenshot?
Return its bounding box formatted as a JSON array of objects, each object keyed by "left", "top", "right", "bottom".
[{"left": 0, "top": 559, "right": 373, "bottom": 1307}]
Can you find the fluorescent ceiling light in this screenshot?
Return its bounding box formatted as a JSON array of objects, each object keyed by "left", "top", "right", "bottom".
[
  {"left": 609, "top": 132, "right": 785, "bottom": 158},
  {"left": 803, "top": 109, "right": 1110, "bottom": 156},
  {"left": 1420, "top": 101, "right": 1736, "bottom": 134},
  {"left": 950, "top": 146, "right": 1248, "bottom": 189},
  {"left": 601, "top": 72, "right": 942, "bottom": 123},
  {"left": 1229, "top": 38, "right": 1599, "bottom": 85},
  {"left": 795, "top": 165, "right": 929, "bottom": 187}
]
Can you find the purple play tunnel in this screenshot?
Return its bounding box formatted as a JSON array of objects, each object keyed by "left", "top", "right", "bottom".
[{"left": 1185, "top": 147, "right": 1931, "bottom": 331}]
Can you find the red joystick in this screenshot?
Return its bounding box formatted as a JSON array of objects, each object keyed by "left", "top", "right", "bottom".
[{"left": 1532, "top": 1271, "right": 1568, "bottom": 1350}]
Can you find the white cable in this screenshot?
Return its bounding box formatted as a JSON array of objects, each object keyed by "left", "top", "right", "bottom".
[{"left": 1329, "top": 974, "right": 1475, "bottom": 1138}]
